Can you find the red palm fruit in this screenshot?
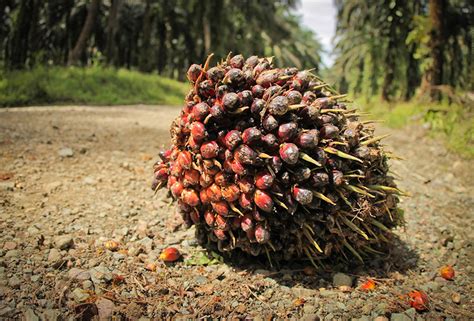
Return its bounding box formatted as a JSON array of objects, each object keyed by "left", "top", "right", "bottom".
[
  {"left": 278, "top": 122, "right": 298, "bottom": 142},
  {"left": 300, "top": 106, "right": 319, "bottom": 121},
  {"left": 191, "top": 102, "right": 210, "bottom": 121},
  {"left": 252, "top": 208, "right": 265, "bottom": 221},
  {"left": 320, "top": 124, "right": 339, "bottom": 139},
  {"left": 167, "top": 175, "right": 177, "bottom": 189},
  {"left": 213, "top": 229, "right": 227, "bottom": 240},
  {"left": 408, "top": 290, "right": 429, "bottom": 311},
  {"left": 222, "top": 92, "right": 240, "bottom": 110},
  {"left": 284, "top": 192, "right": 298, "bottom": 215},
  {"left": 177, "top": 150, "right": 192, "bottom": 169},
  {"left": 279, "top": 143, "right": 300, "bottom": 165},
  {"left": 440, "top": 265, "right": 455, "bottom": 280},
  {"left": 183, "top": 169, "right": 200, "bottom": 186},
  {"left": 311, "top": 172, "right": 330, "bottom": 187},
  {"left": 224, "top": 130, "right": 242, "bottom": 150},
  {"left": 302, "top": 91, "right": 317, "bottom": 104},
  {"left": 198, "top": 80, "right": 215, "bottom": 98},
  {"left": 239, "top": 90, "right": 253, "bottom": 106},
  {"left": 160, "top": 247, "right": 181, "bottom": 262},
  {"left": 177, "top": 200, "right": 192, "bottom": 213},
  {"left": 238, "top": 176, "right": 255, "bottom": 194},
  {"left": 252, "top": 85, "right": 265, "bottom": 99},
  {"left": 170, "top": 181, "right": 184, "bottom": 198},
  {"left": 234, "top": 144, "right": 257, "bottom": 165},
  {"left": 211, "top": 201, "right": 229, "bottom": 216},
  {"left": 214, "top": 172, "right": 228, "bottom": 187},
  {"left": 221, "top": 184, "right": 241, "bottom": 202},
  {"left": 200, "top": 189, "right": 210, "bottom": 204},
  {"left": 239, "top": 192, "right": 253, "bottom": 210},
  {"left": 246, "top": 55, "right": 259, "bottom": 68},
  {"left": 154, "top": 167, "right": 169, "bottom": 182},
  {"left": 230, "top": 159, "right": 247, "bottom": 175},
  {"left": 312, "top": 97, "right": 332, "bottom": 109},
  {"left": 210, "top": 104, "right": 225, "bottom": 119},
  {"left": 262, "top": 133, "right": 279, "bottom": 150},
  {"left": 190, "top": 122, "right": 207, "bottom": 142},
  {"left": 256, "top": 69, "right": 280, "bottom": 87},
  {"left": 159, "top": 149, "right": 173, "bottom": 162},
  {"left": 246, "top": 227, "right": 257, "bottom": 243},
  {"left": 187, "top": 64, "right": 202, "bottom": 82},
  {"left": 200, "top": 141, "right": 219, "bottom": 159},
  {"left": 187, "top": 136, "right": 200, "bottom": 152},
  {"left": 207, "top": 183, "right": 222, "bottom": 202},
  {"left": 286, "top": 90, "right": 302, "bottom": 104},
  {"left": 230, "top": 54, "right": 244, "bottom": 68},
  {"left": 190, "top": 209, "right": 200, "bottom": 224},
  {"left": 223, "top": 158, "right": 233, "bottom": 173},
  {"left": 268, "top": 95, "right": 289, "bottom": 116},
  {"left": 200, "top": 172, "right": 213, "bottom": 188},
  {"left": 216, "top": 130, "right": 226, "bottom": 147},
  {"left": 293, "top": 167, "right": 311, "bottom": 182},
  {"left": 181, "top": 188, "right": 200, "bottom": 206},
  {"left": 292, "top": 185, "right": 313, "bottom": 205},
  {"left": 295, "top": 130, "right": 319, "bottom": 149},
  {"left": 255, "top": 171, "right": 274, "bottom": 190},
  {"left": 242, "top": 127, "right": 262, "bottom": 145},
  {"left": 225, "top": 68, "right": 244, "bottom": 85},
  {"left": 204, "top": 210, "right": 215, "bottom": 226},
  {"left": 250, "top": 98, "right": 265, "bottom": 114},
  {"left": 215, "top": 214, "right": 230, "bottom": 230},
  {"left": 254, "top": 190, "right": 274, "bottom": 213},
  {"left": 207, "top": 66, "right": 225, "bottom": 83},
  {"left": 293, "top": 70, "right": 311, "bottom": 87},
  {"left": 240, "top": 214, "right": 254, "bottom": 232},
  {"left": 255, "top": 224, "right": 270, "bottom": 244},
  {"left": 270, "top": 156, "right": 283, "bottom": 173},
  {"left": 332, "top": 170, "right": 344, "bottom": 186},
  {"left": 262, "top": 114, "right": 279, "bottom": 132}
]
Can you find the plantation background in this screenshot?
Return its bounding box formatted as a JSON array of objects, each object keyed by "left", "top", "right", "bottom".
[{"left": 0, "top": 0, "right": 473, "bottom": 320}]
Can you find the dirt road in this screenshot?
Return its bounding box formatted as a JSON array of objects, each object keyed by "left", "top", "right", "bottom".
[{"left": 0, "top": 106, "right": 472, "bottom": 320}]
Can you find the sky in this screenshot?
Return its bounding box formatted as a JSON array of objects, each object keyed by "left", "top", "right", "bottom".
[{"left": 294, "top": 0, "right": 338, "bottom": 67}]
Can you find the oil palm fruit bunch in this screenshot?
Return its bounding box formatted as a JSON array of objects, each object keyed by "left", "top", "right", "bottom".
[{"left": 152, "top": 53, "right": 404, "bottom": 266}]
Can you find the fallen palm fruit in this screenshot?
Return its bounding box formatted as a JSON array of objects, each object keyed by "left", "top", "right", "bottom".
[
  {"left": 440, "top": 265, "right": 455, "bottom": 280},
  {"left": 159, "top": 247, "right": 181, "bottom": 262},
  {"left": 151, "top": 54, "right": 402, "bottom": 264}
]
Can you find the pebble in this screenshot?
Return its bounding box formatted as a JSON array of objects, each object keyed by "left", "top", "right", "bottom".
[
  {"left": 3, "top": 242, "right": 17, "bottom": 250},
  {"left": 193, "top": 276, "right": 208, "bottom": 285},
  {"left": 47, "top": 249, "right": 62, "bottom": 264},
  {"left": 301, "top": 313, "right": 320, "bottom": 321},
  {"left": 71, "top": 288, "right": 90, "bottom": 302},
  {"left": 90, "top": 266, "right": 113, "bottom": 284},
  {"left": 82, "top": 280, "right": 93, "bottom": 290},
  {"left": 96, "top": 298, "right": 115, "bottom": 319},
  {"left": 451, "top": 292, "right": 461, "bottom": 304},
  {"left": 0, "top": 182, "right": 15, "bottom": 191},
  {"left": 23, "top": 308, "right": 39, "bottom": 321},
  {"left": 68, "top": 268, "right": 90, "bottom": 281},
  {"left": 83, "top": 176, "right": 96, "bottom": 185},
  {"left": 8, "top": 276, "right": 21, "bottom": 289},
  {"left": 58, "top": 148, "right": 74, "bottom": 157},
  {"left": 390, "top": 312, "right": 411, "bottom": 321},
  {"left": 373, "top": 317, "right": 389, "bottom": 321},
  {"left": 53, "top": 235, "right": 73, "bottom": 250},
  {"left": 41, "top": 309, "right": 60, "bottom": 321},
  {"left": 5, "top": 250, "right": 19, "bottom": 258},
  {"left": 332, "top": 273, "right": 352, "bottom": 287}
]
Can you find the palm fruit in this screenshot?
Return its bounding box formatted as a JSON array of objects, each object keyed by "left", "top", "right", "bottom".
[{"left": 152, "top": 54, "right": 404, "bottom": 265}]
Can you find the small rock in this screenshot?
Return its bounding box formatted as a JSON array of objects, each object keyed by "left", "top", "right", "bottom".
[
  {"left": 71, "top": 288, "right": 90, "bottom": 302},
  {"left": 47, "top": 249, "right": 62, "bottom": 264},
  {"left": 68, "top": 268, "right": 90, "bottom": 281},
  {"left": 390, "top": 308, "right": 415, "bottom": 321},
  {"left": 338, "top": 285, "right": 352, "bottom": 292},
  {"left": 82, "top": 280, "right": 93, "bottom": 290},
  {"left": 301, "top": 313, "right": 320, "bottom": 321},
  {"left": 5, "top": 250, "right": 19, "bottom": 258},
  {"left": 83, "top": 177, "right": 96, "bottom": 185},
  {"left": 54, "top": 235, "right": 73, "bottom": 250},
  {"left": 451, "top": 292, "right": 461, "bottom": 304},
  {"left": 0, "top": 182, "right": 15, "bottom": 191},
  {"left": 58, "top": 148, "right": 74, "bottom": 157},
  {"left": 319, "top": 289, "right": 338, "bottom": 297},
  {"left": 41, "top": 309, "right": 61, "bottom": 321},
  {"left": 193, "top": 276, "right": 208, "bottom": 285},
  {"left": 3, "top": 242, "right": 17, "bottom": 250},
  {"left": 8, "top": 276, "right": 21, "bottom": 289},
  {"left": 332, "top": 272, "right": 352, "bottom": 287},
  {"left": 90, "top": 266, "right": 113, "bottom": 284},
  {"left": 96, "top": 298, "right": 115, "bottom": 320},
  {"left": 0, "top": 306, "right": 14, "bottom": 317},
  {"left": 23, "top": 308, "right": 39, "bottom": 321},
  {"left": 373, "top": 317, "right": 388, "bottom": 321}
]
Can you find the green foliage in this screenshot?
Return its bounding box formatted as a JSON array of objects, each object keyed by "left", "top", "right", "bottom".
[
  {"left": 359, "top": 98, "right": 474, "bottom": 158},
  {"left": 0, "top": 66, "right": 189, "bottom": 107}
]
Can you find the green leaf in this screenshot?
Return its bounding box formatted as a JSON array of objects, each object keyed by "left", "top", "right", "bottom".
[{"left": 184, "top": 251, "right": 223, "bottom": 266}]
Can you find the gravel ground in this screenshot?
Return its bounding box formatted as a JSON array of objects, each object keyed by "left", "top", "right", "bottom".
[{"left": 0, "top": 105, "right": 472, "bottom": 320}]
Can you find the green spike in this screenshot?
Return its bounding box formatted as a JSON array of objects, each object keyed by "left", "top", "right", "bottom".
[
  {"left": 340, "top": 216, "right": 369, "bottom": 240},
  {"left": 300, "top": 152, "right": 322, "bottom": 166},
  {"left": 264, "top": 246, "right": 274, "bottom": 269},
  {"left": 229, "top": 203, "right": 244, "bottom": 216},
  {"left": 344, "top": 184, "right": 375, "bottom": 198},
  {"left": 288, "top": 104, "right": 307, "bottom": 110},
  {"left": 361, "top": 134, "right": 391, "bottom": 146},
  {"left": 368, "top": 185, "right": 406, "bottom": 195},
  {"left": 368, "top": 219, "right": 391, "bottom": 233},
  {"left": 273, "top": 198, "right": 289, "bottom": 210},
  {"left": 362, "top": 245, "right": 385, "bottom": 255},
  {"left": 303, "top": 247, "right": 319, "bottom": 269},
  {"left": 324, "top": 147, "right": 363, "bottom": 163},
  {"left": 342, "top": 239, "right": 364, "bottom": 263},
  {"left": 303, "top": 227, "right": 323, "bottom": 253},
  {"left": 312, "top": 191, "right": 336, "bottom": 205}
]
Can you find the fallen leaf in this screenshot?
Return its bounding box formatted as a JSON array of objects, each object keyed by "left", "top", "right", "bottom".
[
  {"left": 184, "top": 251, "right": 223, "bottom": 266},
  {"left": 104, "top": 240, "right": 120, "bottom": 252},
  {"left": 440, "top": 265, "right": 455, "bottom": 280},
  {"left": 145, "top": 263, "right": 157, "bottom": 271},
  {"left": 408, "top": 290, "right": 429, "bottom": 311},
  {"left": 360, "top": 278, "right": 376, "bottom": 291},
  {"left": 294, "top": 297, "right": 306, "bottom": 307}
]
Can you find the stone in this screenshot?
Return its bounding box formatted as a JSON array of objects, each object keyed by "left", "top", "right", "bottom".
[
  {"left": 41, "top": 309, "right": 61, "bottom": 321},
  {"left": 193, "top": 276, "right": 208, "bottom": 285},
  {"left": 96, "top": 298, "right": 115, "bottom": 320},
  {"left": 83, "top": 177, "right": 97, "bottom": 185},
  {"left": 8, "top": 276, "right": 21, "bottom": 289},
  {"left": 58, "top": 148, "right": 74, "bottom": 157},
  {"left": 390, "top": 309, "right": 414, "bottom": 321},
  {"left": 23, "top": 308, "right": 39, "bottom": 321},
  {"left": 332, "top": 272, "right": 352, "bottom": 287},
  {"left": 3, "top": 242, "right": 17, "bottom": 250},
  {"left": 71, "top": 288, "right": 90, "bottom": 302},
  {"left": 68, "top": 268, "right": 90, "bottom": 281},
  {"left": 47, "top": 249, "right": 62, "bottom": 264},
  {"left": 82, "top": 280, "right": 93, "bottom": 290},
  {"left": 54, "top": 235, "right": 73, "bottom": 250},
  {"left": 301, "top": 313, "right": 320, "bottom": 321},
  {"left": 0, "top": 182, "right": 15, "bottom": 191},
  {"left": 5, "top": 250, "right": 19, "bottom": 258},
  {"left": 451, "top": 292, "right": 461, "bottom": 304},
  {"left": 90, "top": 266, "right": 113, "bottom": 284},
  {"left": 373, "top": 317, "right": 389, "bottom": 321}
]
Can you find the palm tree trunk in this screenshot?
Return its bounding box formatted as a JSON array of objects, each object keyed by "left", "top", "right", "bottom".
[
  {"left": 68, "top": 0, "right": 101, "bottom": 66},
  {"left": 106, "top": 0, "right": 121, "bottom": 66}
]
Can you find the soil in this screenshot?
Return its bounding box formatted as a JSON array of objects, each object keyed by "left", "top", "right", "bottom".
[{"left": 0, "top": 105, "right": 472, "bottom": 320}]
